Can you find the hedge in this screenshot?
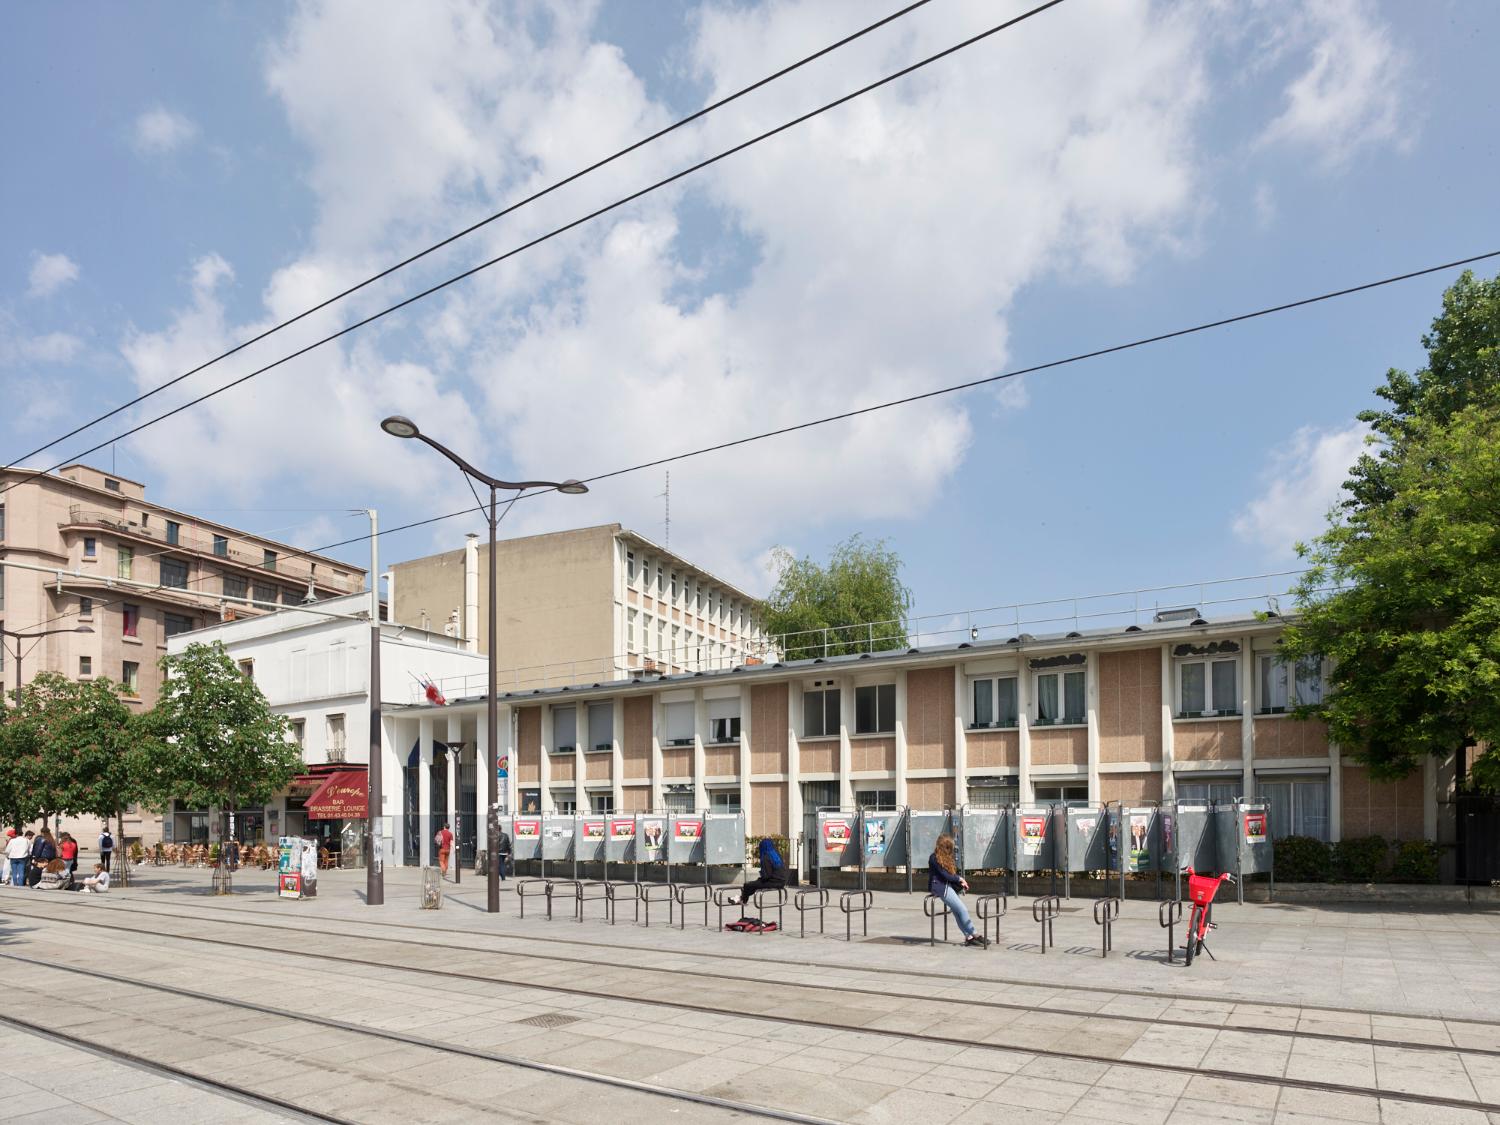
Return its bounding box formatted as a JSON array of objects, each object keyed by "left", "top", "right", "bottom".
[{"left": 1274, "top": 835, "right": 1439, "bottom": 884}]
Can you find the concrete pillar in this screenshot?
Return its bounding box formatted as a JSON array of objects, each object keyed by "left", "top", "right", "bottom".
[
  {"left": 1328, "top": 742, "right": 1343, "bottom": 842},
  {"left": 504, "top": 706, "right": 517, "bottom": 814},
  {"left": 650, "top": 695, "right": 664, "bottom": 811},
  {"left": 1017, "top": 658, "right": 1032, "bottom": 803},
  {"left": 1160, "top": 644, "right": 1176, "bottom": 801},
  {"left": 445, "top": 714, "right": 461, "bottom": 849},
  {"left": 692, "top": 689, "right": 709, "bottom": 810},
  {"left": 952, "top": 665, "right": 968, "bottom": 808},
  {"left": 1085, "top": 652, "right": 1100, "bottom": 804},
  {"left": 539, "top": 703, "right": 553, "bottom": 812},
  {"left": 894, "top": 668, "right": 909, "bottom": 809},
  {"left": 738, "top": 684, "right": 752, "bottom": 819},
  {"left": 838, "top": 678, "right": 854, "bottom": 809},
  {"left": 475, "top": 709, "right": 489, "bottom": 852},
  {"left": 418, "top": 717, "right": 434, "bottom": 866},
  {"left": 787, "top": 682, "right": 802, "bottom": 847},
  {"left": 575, "top": 709, "right": 588, "bottom": 813},
  {"left": 611, "top": 697, "right": 625, "bottom": 815},
  {"left": 1240, "top": 637, "right": 1255, "bottom": 798}
]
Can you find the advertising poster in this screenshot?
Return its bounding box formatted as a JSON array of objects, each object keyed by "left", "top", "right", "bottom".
[
  {"left": 674, "top": 819, "right": 703, "bottom": 842},
  {"left": 1020, "top": 815, "right": 1046, "bottom": 857},
  {"left": 279, "top": 873, "right": 302, "bottom": 897},
  {"left": 514, "top": 819, "right": 541, "bottom": 840},
  {"left": 1130, "top": 814, "right": 1150, "bottom": 866},
  {"left": 823, "top": 819, "right": 851, "bottom": 853},
  {"left": 864, "top": 817, "right": 886, "bottom": 855},
  {"left": 546, "top": 824, "right": 572, "bottom": 841},
  {"left": 583, "top": 821, "right": 605, "bottom": 840},
  {"left": 1161, "top": 813, "right": 1175, "bottom": 859},
  {"left": 278, "top": 835, "right": 294, "bottom": 875},
  {"left": 1076, "top": 816, "right": 1096, "bottom": 838},
  {"left": 641, "top": 819, "right": 666, "bottom": 854},
  {"left": 1245, "top": 811, "right": 1267, "bottom": 844},
  {"left": 609, "top": 818, "right": 636, "bottom": 841}
]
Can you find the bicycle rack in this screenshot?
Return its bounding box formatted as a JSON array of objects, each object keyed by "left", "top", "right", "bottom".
[
  {"left": 1093, "top": 897, "right": 1119, "bottom": 957},
  {"left": 1159, "top": 900, "right": 1182, "bottom": 963},
  {"left": 713, "top": 886, "right": 743, "bottom": 931},
  {"left": 641, "top": 882, "right": 674, "bottom": 927},
  {"left": 975, "top": 894, "right": 1007, "bottom": 948},
  {"left": 840, "top": 889, "right": 873, "bottom": 942},
  {"left": 1032, "top": 895, "right": 1060, "bottom": 953},
  {"left": 794, "top": 887, "right": 829, "bottom": 938},
  {"left": 546, "top": 879, "right": 582, "bottom": 921},
  {"left": 924, "top": 894, "right": 951, "bottom": 946},
  {"left": 752, "top": 886, "right": 787, "bottom": 932},
  {"left": 516, "top": 878, "right": 548, "bottom": 919},
  {"left": 574, "top": 880, "right": 609, "bottom": 923},
  {"left": 606, "top": 881, "right": 641, "bottom": 926},
  {"left": 673, "top": 882, "right": 710, "bottom": 930}
]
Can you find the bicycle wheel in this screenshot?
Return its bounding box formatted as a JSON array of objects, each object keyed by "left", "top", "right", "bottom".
[{"left": 1184, "top": 904, "right": 1199, "bottom": 966}]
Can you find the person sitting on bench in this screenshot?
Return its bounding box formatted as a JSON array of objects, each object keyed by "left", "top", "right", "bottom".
[
  {"left": 739, "top": 837, "right": 786, "bottom": 905},
  {"left": 929, "top": 833, "right": 987, "bottom": 948}
]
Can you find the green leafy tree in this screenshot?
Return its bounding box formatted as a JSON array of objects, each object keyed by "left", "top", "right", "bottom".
[
  {"left": 1283, "top": 271, "right": 1500, "bottom": 789},
  {"left": 764, "top": 535, "right": 913, "bottom": 660},
  {"left": 138, "top": 642, "right": 298, "bottom": 844},
  {"left": 0, "top": 690, "right": 46, "bottom": 829}
]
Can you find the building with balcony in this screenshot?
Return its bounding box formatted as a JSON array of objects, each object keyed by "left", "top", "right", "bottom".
[
  {"left": 390, "top": 524, "right": 768, "bottom": 691},
  {"left": 0, "top": 463, "right": 367, "bottom": 843}
]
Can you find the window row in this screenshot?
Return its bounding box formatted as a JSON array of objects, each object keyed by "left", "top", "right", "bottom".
[
  {"left": 624, "top": 549, "right": 751, "bottom": 634},
  {"left": 967, "top": 670, "right": 1084, "bottom": 729},
  {"left": 803, "top": 682, "right": 897, "bottom": 737},
  {"left": 627, "top": 608, "right": 743, "bottom": 669}
]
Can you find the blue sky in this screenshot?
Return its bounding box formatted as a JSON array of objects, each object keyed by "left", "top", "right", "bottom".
[{"left": 2, "top": 0, "right": 1495, "bottom": 633}]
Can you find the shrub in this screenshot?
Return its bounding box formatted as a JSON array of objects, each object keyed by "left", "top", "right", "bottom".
[
  {"left": 746, "top": 835, "right": 792, "bottom": 866},
  {"left": 1274, "top": 835, "right": 1332, "bottom": 882},
  {"left": 1390, "top": 839, "right": 1441, "bottom": 884},
  {"left": 1333, "top": 835, "right": 1391, "bottom": 883}
]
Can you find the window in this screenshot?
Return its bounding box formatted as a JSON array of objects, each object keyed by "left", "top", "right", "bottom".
[
  {"left": 224, "top": 573, "right": 247, "bottom": 601},
  {"left": 213, "top": 534, "right": 228, "bottom": 558},
  {"left": 0, "top": 504, "right": 5, "bottom": 539},
  {"left": 551, "top": 705, "right": 577, "bottom": 753},
  {"left": 552, "top": 791, "right": 578, "bottom": 814},
  {"left": 627, "top": 609, "right": 637, "bottom": 649},
  {"left": 1258, "top": 655, "right": 1323, "bottom": 713},
  {"left": 104, "top": 478, "right": 120, "bottom": 492},
  {"left": 166, "top": 520, "right": 181, "bottom": 545},
  {"left": 163, "top": 613, "right": 194, "bottom": 638},
  {"left": 970, "top": 676, "right": 1019, "bottom": 728},
  {"left": 1179, "top": 657, "right": 1239, "bottom": 717},
  {"left": 710, "top": 789, "right": 741, "bottom": 812},
  {"left": 708, "top": 697, "right": 741, "bottom": 743},
  {"left": 626, "top": 550, "right": 636, "bottom": 581},
  {"left": 587, "top": 701, "right": 613, "bottom": 751},
  {"left": 1033, "top": 784, "right": 1089, "bottom": 806},
  {"left": 1259, "top": 776, "right": 1329, "bottom": 841},
  {"left": 1035, "top": 669, "right": 1085, "bottom": 725},
  {"left": 79, "top": 656, "right": 92, "bottom": 677},
  {"left": 663, "top": 700, "right": 694, "bottom": 746},
  {"left": 160, "top": 558, "right": 188, "bottom": 588},
  {"left": 855, "top": 788, "right": 896, "bottom": 810},
  {"left": 237, "top": 659, "right": 254, "bottom": 680},
  {"left": 670, "top": 572, "right": 678, "bottom": 600},
  {"left": 252, "top": 581, "right": 276, "bottom": 606},
  {"left": 968, "top": 779, "right": 1019, "bottom": 808},
  {"left": 83, "top": 536, "right": 97, "bottom": 558},
  {"left": 1294, "top": 658, "right": 1324, "bottom": 706},
  {"left": 803, "top": 682, "right": 841, "bottom": 737},
  {"left": 591, "top": 792, "right": 615, "bottom": 815},
  {"left": 671, "top": 624, "right": 680, "bottom": 665},
  {"left": 121, "top": 661, "right": 139, "bottom": 695},
  {"left": 1175, "top": 780, "right": 1242, "bottom": 804},
  {"left": 79, "top": 596, "right": 93, "bottom": 619},
  {"left": 656, "top": 620, "right": 665, "bottom": 661},
  {"left": 662, "top": 789, "right": 693, "bottom": 814},
  {"left": 117, "top": 546, "right": 133, "bottom": 580},
  {"left": 656, "top": 566, "right": 665, "bottom": 596},
  {"left": 122, "top": 604, "right": 140, "bottom": 638},
  {"left": 326, "top": 714, "right": 346, "bottom": 755},
  {"left": 854, "top": 683, "right": 896, "bottom": 734},
  {"left": 289, "top": 720, "right": 305, "bottom": 748}
]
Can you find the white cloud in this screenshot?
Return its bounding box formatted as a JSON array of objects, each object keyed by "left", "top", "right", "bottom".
[
  {"left": 132, "top": 106, "right": 198, "bottom": 154},
  {"left": 1257, "top": 0, "right": 1412, "bottom": 169},
  {"left": 27, "top": 252, "right": 79, "bottom": 298},
  {"left": 1233, "top": 421, "right": 1371, "bottom": 555},
  {"left": 0, "top": 310, "right": 83, "bottom": 366}
]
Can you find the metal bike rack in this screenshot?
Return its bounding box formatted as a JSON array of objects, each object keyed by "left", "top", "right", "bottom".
[
  {"left": 606, "top": 881, "right": 641, "bottom": 926},
  {"left": 924, "top": 895, "right": 951, "bottom": 946},
  {"left": 840, "top": 889, "right": 873, "bottom": 942},
  {"left": 516, "top": 878, "right": 548, "bottom": 919},
  {"left": 546, "top": 879, "right": 583, "bottom": 921},
  {"left": 673, "top": 882, "right": 711, "bottom": 930},
  {"left": 975, "top": 894, "right": 1007, "bottom": 948},
  {"left": 641, "top": 881, "right": 674, "bottom": 927},
  {"left": 1093, "top": 897, "right": 1119, "bottom": 957},
  {"left": 1159, "top": 899, "right": 1183, "bottom": 963},
  {"left": 751, "top": 886, "right": 786, "bottom": 932},
  {"left": 574, "top": 880, "right": 609, "bottom": 923},
  {"left": 793, "top": 887, "right": 829, "bottom": 938},
  {"left": 1032, "top": 895, "right": 1060, "bottom": 953},
  {"left": 713, "top": 886, "right": 743, "bottom": 931}
]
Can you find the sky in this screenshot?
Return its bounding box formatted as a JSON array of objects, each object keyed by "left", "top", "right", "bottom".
[{"left": 1, "top": 0, "right": 1495, "bottom": 637}]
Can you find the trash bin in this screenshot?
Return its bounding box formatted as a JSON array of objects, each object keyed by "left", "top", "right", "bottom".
[{"left": 421, "top": 866, "right": 443, "bottom": 909}]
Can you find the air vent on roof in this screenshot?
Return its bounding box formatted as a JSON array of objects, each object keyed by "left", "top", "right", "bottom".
[
  {"left": 1066, "top": 631, "right": 1082, "bottom": 639},
  {"left": 958, "top": 642, "right": 972, "bottom": 649},
  {"left": 1153, "top": 607, "right": 1200, "bottom": 623},
  {"left": 859, "top": 653, "right": 872, "bottom": 659},
  {"left": 1125, "top": 625, "right": 1142, "bottom": 633},
  {"left": 1191, "top": 618, "right": 1208, "bottom": 626},
  {"left": 907, "top": 647, "right": 920, "bottom": 655}
]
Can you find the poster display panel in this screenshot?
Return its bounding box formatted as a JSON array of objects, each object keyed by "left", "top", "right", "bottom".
[
  {"left": 959, "top": 808, "right": 1007, "bottom": 871},
  {"left": 1121, "top": 807, "right": 1160, "bottom": 874},
  {"left": 638, "top": 816, "right": 668, "bottom": 863},
  {"left": 1173, "top": 802, "right": 1216, "bottom": 873},
  {"left": 859, "top": 810, "right": 905, "bottom": 868},
  {"left": 1213, "top": 800, "right": 1274, "bottom": 876},
  {"left": 906, "top": 809, "right": 953, "bottom": 872},
  {"left": 704, "top": 812, "right": 746, "bottom": 866},
  {"left": 669, "top": 814, "right": 705, "bottom": 864},
  {"left": 541, "top": 815, "right": 574, "bottom": 861},
  {"left": 508, "top": 816, "right": 542, "bottom": 861},
  {"left": 576, "top": 817, "right": 606, "bottom": 863},
  {"left": 1064, "top": 806, "right": 1110, "bottom": 872},
  {"left": 816, "top": 810, "right": 857, "bottom": 868},
  {"left": 606, "top": 816, "right": 636, "bottom": 863},
  {"left": 1013, "top": 805, "right": 1057, "bottom": 871}
]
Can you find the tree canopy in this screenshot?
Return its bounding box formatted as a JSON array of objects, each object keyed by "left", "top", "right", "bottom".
[
  {"left": 763, "top": 535, "right": 913, "bottom": 660},
  {"left": 1283, "top": 270, "right": 1500, "bottom": 789}
]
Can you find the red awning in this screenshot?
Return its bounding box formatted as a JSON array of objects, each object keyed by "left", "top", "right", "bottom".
[{"left": 304, "top": 771, "right": 369, "bottom": 820}]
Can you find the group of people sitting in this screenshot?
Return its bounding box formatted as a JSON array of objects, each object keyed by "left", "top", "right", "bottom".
[{"left": 4, "top": 828, "right": 110, "bottom": 893}]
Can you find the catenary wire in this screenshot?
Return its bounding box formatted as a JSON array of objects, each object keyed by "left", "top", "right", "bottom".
[
  {"left": 7, "top": 250, "right": 1493, "bottom": 641},
  {"left": 0, "top": 0, "right": 1068, "bottom": 500},
  {"left": 0, "top": 0, "right": 939, "bottom": 472}
]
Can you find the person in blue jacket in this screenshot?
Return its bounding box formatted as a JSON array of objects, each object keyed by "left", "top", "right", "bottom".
[
  {"left": 739, "top": 837, "right": 787, "bottom": 904},
  {"left": 930, "top": 833, "right": 987, "bottom": 947}
]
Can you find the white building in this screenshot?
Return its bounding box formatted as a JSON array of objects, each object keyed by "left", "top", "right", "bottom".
[{"left": 166, "top": 593, "right": 485, "bottom": 865}]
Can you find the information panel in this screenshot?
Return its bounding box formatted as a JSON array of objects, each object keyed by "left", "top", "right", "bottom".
[
  {"left": 859, "top": 810, "right": 906, "bottom": 869},
  {"left": 508, "top": 816, "right": 541, "bottom": 861},
  {"left": 816, "top": 809, "right": 858, "bottom": 868},
  {"left": 606, "top": 816, "right": 637, "bottom": 863},
  {"left": 1013, "top": 805, "right": 1058, "bottom": 872},
  {"left": 541, "top": 815, "right": 574, "bottom": 862},
  {"left": 576, "top": 816, "right": 606, "bottom": 863},
  {"left": 959, "top": 808, "right": 1008, "bottom": 872},
  {"left": 668, "top": 814, "right": 705, "bottom": 864},
  {"left": 703, "top": 812, "right": 746, "bottom": 866},
  {"left": 1064, "top": 806, "right": 1110, "bottom": 873},
  {"left": 906, "top": 809, "right": 953, "bottom": 872}
]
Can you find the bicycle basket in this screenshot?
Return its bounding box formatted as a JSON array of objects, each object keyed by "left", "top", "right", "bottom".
[{"left": 1187, "top": 873, "right": 1219, "bottom": 906}]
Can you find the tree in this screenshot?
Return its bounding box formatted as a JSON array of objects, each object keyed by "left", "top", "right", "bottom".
[
  {"left": 763, "top": 535, "right": 913, "bottom": 660},
  {"left": 1283, "top": 271, "right": 1500, "bottom": 789},
  {"left": 138, "top": 642, "right": 298, "bottom": 843},
  {"left": 0, "top": 690, "right": 46, "bottom": 830}
]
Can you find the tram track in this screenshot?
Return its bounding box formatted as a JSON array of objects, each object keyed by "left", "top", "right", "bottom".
[
  {"left": 7, "top": 895, "right": 1496, "bottom": 1057},
  {"left": 5, "top": 901, "right": 1500, "bottom": 1117}
]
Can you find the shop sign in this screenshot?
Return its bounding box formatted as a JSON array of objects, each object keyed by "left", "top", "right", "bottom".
[{"left": 304, "top": 772, "right": 368, "bottom": 820}]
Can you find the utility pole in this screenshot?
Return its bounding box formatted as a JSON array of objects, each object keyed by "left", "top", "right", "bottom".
[{"left": 367, "top": 509, "right": 384, "bottom": 906}]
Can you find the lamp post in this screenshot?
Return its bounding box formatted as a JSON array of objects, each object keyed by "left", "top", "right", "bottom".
[
  {"left": 380, "top": 415, "right": 587, "bottom": 913},
  {"left": 1, "top": 625, "right": 95, "bottom": 701}
]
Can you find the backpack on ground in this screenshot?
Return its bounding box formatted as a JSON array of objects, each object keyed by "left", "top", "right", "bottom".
[{"left": 725, "top": 917, "right": 778, "bottom": 933}]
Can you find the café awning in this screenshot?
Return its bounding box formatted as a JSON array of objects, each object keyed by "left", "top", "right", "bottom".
[{"left": 304, "top": 771, "right": 369, "bottom": 820}]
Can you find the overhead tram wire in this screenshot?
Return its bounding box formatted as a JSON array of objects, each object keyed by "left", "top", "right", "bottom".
[
  {"left": 0, "top": 0, "right": 1069, "bottom": 500},
  {"left": 1, "top": 0, "right": 940, "bottom": 473},
  {"left": 18, "top": 249, "right": 1497, "bottom": 638}
]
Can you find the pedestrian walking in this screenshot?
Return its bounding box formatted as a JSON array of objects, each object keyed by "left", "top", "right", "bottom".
[
  {"left": 97, "top": 824, "right": 114, "bottom": 875},
  {"left": 58, "top": 832, "right": 79, "bottom": 878},
  {"left": 435, "top": 823, "right": 453, "bottom": 877},
  {"left": 496, "top": 826, "right": 511, "bottom": 881},
  {"left": 29, "top": 829, "right": 58, "bottom": 887},
  {"left": 7, "top": 831, "right": 33, "bottom": 888},
  {"left": 929, "top": 833, "right": 987, "bottom": 948},
  {"left": 739, "top": 837, "right": 787, "bottom": 904}
]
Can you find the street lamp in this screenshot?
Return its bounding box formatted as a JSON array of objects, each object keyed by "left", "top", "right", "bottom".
[
  {"left": 380, "top": 415, "right": 587, "bottom": 912},
  {"left": 1, "top": 625, "right": 95, "bottom": 698}
]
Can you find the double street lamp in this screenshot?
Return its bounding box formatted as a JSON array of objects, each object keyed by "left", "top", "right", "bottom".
[
  {"left": 380, "top": 415, "right": 587, "bottom": 913},
  {"left": 1, "top": 624, "right": 95, "bottom": 699}
]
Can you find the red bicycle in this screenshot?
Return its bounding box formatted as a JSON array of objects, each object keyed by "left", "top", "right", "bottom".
[{"left": 1182, "top": 866, "right": 1235, "bottom": 966}]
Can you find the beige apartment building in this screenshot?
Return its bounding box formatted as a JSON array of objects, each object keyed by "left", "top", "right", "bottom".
[
  {"left": 0, "top": 463, "right": 366, "bottom": 842},
  {"left": 390, "top": 523, "right": 768, "bottom": 695}
]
